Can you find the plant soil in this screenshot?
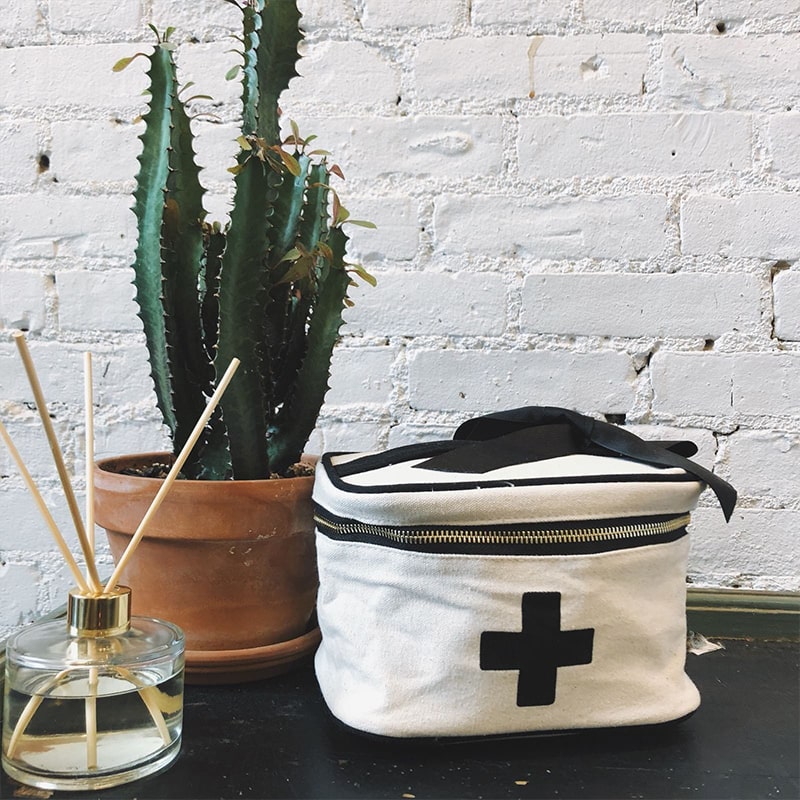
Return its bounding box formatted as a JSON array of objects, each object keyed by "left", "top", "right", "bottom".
[
  {"left": 120, "top": 462, "right": 174, "bottom": 479},
  {"left": 120, "top": 461, "right": 314, "bottom": 480}
]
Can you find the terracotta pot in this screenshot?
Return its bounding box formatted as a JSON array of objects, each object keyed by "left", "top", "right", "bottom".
[{"left": 93, "top": 453, "right": 320, "bottom": 682}]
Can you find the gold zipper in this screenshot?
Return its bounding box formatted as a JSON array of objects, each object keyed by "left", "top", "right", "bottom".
[{"left": 314, "top": 513, "right": 691, "bottom": 547}]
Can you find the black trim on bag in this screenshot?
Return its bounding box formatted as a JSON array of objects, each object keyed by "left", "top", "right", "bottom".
[
  {"left": 321, "top": 406, "right": 737, "bottom": 522},
  {"left": 314, "top": 506, "right": 690, "bottom": 556},
  {"left": 332, "top": 441, "right": 459, "bottom": 477},
  {"left": 450, "top": 407, "right": 736, "bottom": 521},
  {"left": 320, "top": 452, "right": 702, "bottom": 496}
]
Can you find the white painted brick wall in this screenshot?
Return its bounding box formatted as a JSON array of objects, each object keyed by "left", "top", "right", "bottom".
[
  {"left": 689, "top": 508, "right": 800, "bottom": 589},
  {"left": 661, "top": 34, "right": 800, "bottom": 111},
  {"left": 682, "top": 193, "right": 800, "bottom": 259},
  {"left": 766, "top": 113, "right": 800, "bottom": 178},
  {"left": 0, "top": 561, "right": 41, "bottom": 632},
  {"left": 471, "top": 0, "right": 566, "bottom": 27},
  {"left": 303, "top": 116, "right": 505, "bottom": 179},
  {"left": 651, "top": 353, "right": 735, "bottom": 418},
  {"left": 345, "top": 271, "right": 508, "bottom": 337},
  {"left": 0, "top": 120, "right": 40, "bottom": 185},
  {"left": 0, "top": 416, "right": 66, "bottom": 478},
  {"left": 149, "top": 0, "right": 239, "bottom": 39},
  {"left": 696, "top": 1, "right": 800, "bottom": 26},
  {"left": 0, "top": 195, "right": 136, "bottom": 260},
  {"left": 362, "top": 0, "right": 462, "bottom": 28},
  {"left": 56, "top": 270, "right": 139, "bottom": 331},
  {"left": 0, "top": 44, "right": 148, "bottom": 109},
  {"left": 327, "top": 347, "right": 397, "bottom": 406},
  {"left": 773, "top": 270, "right": 800, "bottom": 341},
  {"left": 522, "top": 273, "right": 761, "bottom": 338},
  {"left": 652, "top": 352, "right": 800, "bottom": 417},
  {"left": 281, "top": 41, "right": 399, "bottom": 110},
  {"left": 49, "top": 120, "right": 140, "bottom": 186},
  {"left": 1, "top": 0, "right": 799, "bottom": 634},
  {"left": 435, "top": 195, "right": 667, "bottom": 259},
  {"left": 734, "top": 354, "right": 800, "bottom": 416},
  {"left": 531, "top": 34, "right": 650, "bottom": 98},
  {"left": 408, "top": 350, "right": 635, "bottom": 412},
  {"left": 726, "top": 430, "right": 800, "bottom": 504},
  {"left": 583, "top": 0, "right": 671, "bottom": 26},
  {"left": 0, "top": 270, "right": 47, "bottom": 332},
  {"left": 518, "top": 113, "right": 752, "bottom": 178},
  {"left": 49, "top": 0, "right": 142, "bottom": 37},
  {"left": 415, "top": 36, "right": 532, "bottom": 102},
  {"left": 342, "top": 197, "right": 419, "bottom": 262},
  {"left": 0, "top": 2, "right": 40, "bottom": 41}
]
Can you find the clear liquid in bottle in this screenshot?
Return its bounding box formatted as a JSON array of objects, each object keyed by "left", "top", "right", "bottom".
[{"left": 2, "top": 588, "right": 185, "bottom": 791}]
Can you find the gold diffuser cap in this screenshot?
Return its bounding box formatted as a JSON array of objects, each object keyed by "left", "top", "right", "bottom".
[{"left": 67, "top": 586, "right": 132, "bottom": 637}]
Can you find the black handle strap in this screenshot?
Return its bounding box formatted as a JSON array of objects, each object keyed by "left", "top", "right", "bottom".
[{"left": 417, "top": 407, "right": 736, "bottom": 522}]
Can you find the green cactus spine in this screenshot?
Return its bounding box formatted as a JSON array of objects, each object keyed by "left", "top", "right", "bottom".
[{"left": 121, "top": 0, "right": 373, "bottom": 480}]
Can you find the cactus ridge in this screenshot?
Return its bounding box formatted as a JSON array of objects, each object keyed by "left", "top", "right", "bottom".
[
  {"left": 254, "top": 0, "right": 303, "bottom": 144},
  {"left": 126, "top": 2, "right": 373, "bottom": 480},
  {"left": 132, "top": 47, "right": 178, "bottom": 437},
  {"left": 160, "top": 58, "right": 215, "bottom": 473}
]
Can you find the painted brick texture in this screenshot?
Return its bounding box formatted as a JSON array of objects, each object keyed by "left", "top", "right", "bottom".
[{"left": 0, "top": 0, "right": 798, "bottom": 634}]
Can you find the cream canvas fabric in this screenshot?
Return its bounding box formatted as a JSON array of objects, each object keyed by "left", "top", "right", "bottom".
[
  {"left": 312, "top": 409, "right": 735, "bottom": 739},
  {"left": 315, "top": 534, "right": 699, "bottom": 738}
]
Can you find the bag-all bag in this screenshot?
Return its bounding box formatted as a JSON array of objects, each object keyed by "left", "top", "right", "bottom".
[{"left": 312, "top": 407, "right": 737, "bottom": 739}]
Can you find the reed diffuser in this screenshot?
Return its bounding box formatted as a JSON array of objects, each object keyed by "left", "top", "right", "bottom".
[{"left": 1, "top": 331, "right": 239, "bottom": 791}]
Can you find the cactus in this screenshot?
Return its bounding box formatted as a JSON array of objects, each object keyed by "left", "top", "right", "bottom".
[{"left": 116, "top": 0, "right": 374, "bottom": 480}]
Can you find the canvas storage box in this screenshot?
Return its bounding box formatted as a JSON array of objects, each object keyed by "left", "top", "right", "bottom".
[{"left": 312, "top": 407, "right": 736, "bottom": 739}]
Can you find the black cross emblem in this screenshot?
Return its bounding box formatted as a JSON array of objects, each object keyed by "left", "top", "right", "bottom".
[{"left": 480, "top": 592, "right": 594, "bottom": 706}]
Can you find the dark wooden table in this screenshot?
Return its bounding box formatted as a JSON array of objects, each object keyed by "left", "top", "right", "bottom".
[{"left": 2, "top": 639, "right": 797, "bottom": 800}]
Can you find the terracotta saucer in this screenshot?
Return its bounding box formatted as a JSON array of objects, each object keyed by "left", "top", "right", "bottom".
[{"left": 184, "top": 625, "right": 322, "bottom": 685}]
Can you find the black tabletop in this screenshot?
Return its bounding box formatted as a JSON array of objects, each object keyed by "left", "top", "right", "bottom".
[{"left": 2, "top": 639, "right": 798, "bottom": 800}]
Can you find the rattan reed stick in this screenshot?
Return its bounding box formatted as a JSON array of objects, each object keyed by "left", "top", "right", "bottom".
[
  {"left": 84, "top": 355, "right": 99, "bottom": 768},
  {"left": 104, "top": 358, "right": 240, "bottom": 593},
  {"left": 13, "top": 331, "right": 102, "bottom": 593},
  {"left": 84, "top": 353, "right": 96, "bottom": 559}
]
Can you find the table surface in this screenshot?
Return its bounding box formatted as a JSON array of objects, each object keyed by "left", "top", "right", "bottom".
[{"left": 1, "top": 638, "right": 798, "bottom": 800}]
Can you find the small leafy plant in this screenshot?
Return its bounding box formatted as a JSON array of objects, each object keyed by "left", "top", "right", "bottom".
[{"left": 115, "top": 0, "right": 374, "bottom": 480}]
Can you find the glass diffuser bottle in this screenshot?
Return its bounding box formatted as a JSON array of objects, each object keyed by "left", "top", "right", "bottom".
[
  {"left": 2, "top": 586, "right": 185, "bottom": 791},
  {"left": 0, "top": 336, "right": 238, "bottom": 792}
]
